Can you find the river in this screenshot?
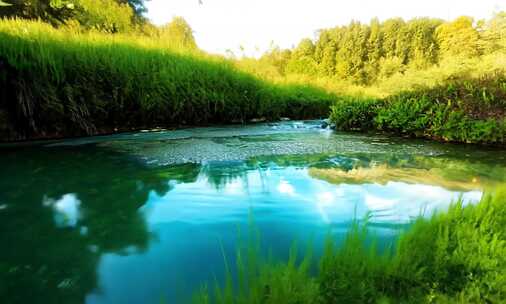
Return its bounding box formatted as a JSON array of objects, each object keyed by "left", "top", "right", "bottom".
[{"left": 1, "top": 121, "right": 505, "bottom": 303}]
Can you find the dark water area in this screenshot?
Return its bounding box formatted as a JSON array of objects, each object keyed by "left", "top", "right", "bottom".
[{"left": 1, "top": 121, "right": 505, "bottom": 304}]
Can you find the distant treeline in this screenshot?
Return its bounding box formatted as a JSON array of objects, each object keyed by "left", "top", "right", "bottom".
[{"left": 258, "top": 14, "right": 506, "bottom": 84}]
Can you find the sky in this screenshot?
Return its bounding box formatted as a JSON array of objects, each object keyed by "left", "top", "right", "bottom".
[{"left": 146, "top": 0, "right": 506, "bottom": 57}]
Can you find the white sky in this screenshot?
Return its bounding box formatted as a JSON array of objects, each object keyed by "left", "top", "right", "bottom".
[{"left": 146, "top": 0, "right": 506, "bottom": 57}]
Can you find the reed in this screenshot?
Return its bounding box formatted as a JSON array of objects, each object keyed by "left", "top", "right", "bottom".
[{"left": 0, "top": 19, "right": 336, "bottom": 141}]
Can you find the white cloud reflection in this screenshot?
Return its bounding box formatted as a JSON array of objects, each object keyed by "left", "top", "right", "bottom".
[
  {"left": 277, "top": 180, "right": 295, "bottom": 196},
  {"left": 43, "top": 194, "right": 82, "bottom": 227},
  {"left": 142, "top": 167, "right": 483, "bottom": 226}
]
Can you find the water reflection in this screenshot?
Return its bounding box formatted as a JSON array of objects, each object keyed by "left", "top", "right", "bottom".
[
  {"left": 0, "top": 138, "right": 505, "bottom": 304},
  {"left": 44, "top": 193, "right": 82, "bottom": 228},
  {"left": 0, "top": 147, "right": 199, "bottom": 304}
]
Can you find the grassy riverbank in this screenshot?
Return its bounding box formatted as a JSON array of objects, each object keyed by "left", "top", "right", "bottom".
[
  {"left": 0, "top": 19, "right": 336, "bottom": 141},
  {"left": 329, "top": 73, "right": 506, "bottom": 145},
  {"left": 1, "top": 18, "right": 505, "bottom": 144},
  {"left": 195, "top": 187, "right": 506, "bottom": 303}
]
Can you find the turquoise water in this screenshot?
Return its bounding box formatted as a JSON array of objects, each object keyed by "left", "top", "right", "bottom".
[{"left": 1, "top": 121, "right": 505, "bottom": 304}]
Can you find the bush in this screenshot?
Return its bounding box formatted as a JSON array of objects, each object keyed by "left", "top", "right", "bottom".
[
  {"left": 329, "top": 75, "right": 506, "bottom": 144},
  {"left": 329, "top": 97, "right": 383, "bottom": 131}
]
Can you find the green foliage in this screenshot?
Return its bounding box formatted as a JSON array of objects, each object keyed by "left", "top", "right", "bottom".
[
  {"left": 238, "top": 14, "right": 504, "bottom": 86},
  {"left": 73, "top": 0, "right": 134, "bottom": 33},
  {"left": 0, "top": 0, "right": 145, "bottom": 31},
  {"left": 377, "top": 56, "right": 405, "bottom": 80},
  {"left": 157, "top": 16, "right": 197, "bottom": 50},
  {"left": 330, "top": 75, "right": 506, "bottom": 144},
  {"left": 436, "top": 16, "right": 480, "bottom": 58},
  {"left": 319, "top": 220, "right": 389, "bottom": 304},
  {"left": 329, "top": 97, "right": 382, "bottom": 131},
  {"left": 0, "top": 19, "right": 335, "bottom": 141},
  {"left": 286, "top": 39, "right": 318, "bottom": 75},
  {"left": 118, "top": 0, "right": 148, "bottom": 17},
  {"left": 197, "top": 188, "right": 506, "bottom": 303},
  {"left": 194, "top": 221, "right": 319, "bottom": 304}
]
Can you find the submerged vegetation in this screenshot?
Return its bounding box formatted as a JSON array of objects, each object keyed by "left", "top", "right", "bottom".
[{"left": 196, "top": 187, "right": 506, "bottom": 303}]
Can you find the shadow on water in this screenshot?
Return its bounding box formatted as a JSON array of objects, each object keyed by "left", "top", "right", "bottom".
[
  {"left": 0, "top": 131, "right": 505, "bottom": 303},
  {"left": 0, "top": 145, "right": 200, "bottom": 304}
]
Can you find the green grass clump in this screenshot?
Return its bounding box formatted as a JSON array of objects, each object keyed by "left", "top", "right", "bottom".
[
  {"left": 328, "top": 97, "right": 383, "bottom": 131},
  {"left": 0, "top": 19, "right": 336, "bottom": 141},
  {"left": 330, "top": 75, "right": 506, "bottom": 144},
  {"left": 194, "top": 222, "right": 320, "bottom": 304},
  {"left": 197, "top": 187, "right": 506, "bottom": 303}
]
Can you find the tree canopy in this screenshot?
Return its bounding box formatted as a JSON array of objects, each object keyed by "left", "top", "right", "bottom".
[
  {"left": 158, "top": 16, "right": 197, "bottom": 49},
  {"left": 258, "top": 14, "right": 504, "bottom": 84},
  {"left": 0, "top": 0, "right": 147, "bottom": 30}
]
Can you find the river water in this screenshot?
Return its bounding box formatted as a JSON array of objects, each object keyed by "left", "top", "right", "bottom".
[{"left": 1, "top": 121, "right": 505, "bottom": 303}]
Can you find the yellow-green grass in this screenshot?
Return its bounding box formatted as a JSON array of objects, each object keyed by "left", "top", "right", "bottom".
[{"left": 0, "top": 19, "right": 336, "bottom": 141}]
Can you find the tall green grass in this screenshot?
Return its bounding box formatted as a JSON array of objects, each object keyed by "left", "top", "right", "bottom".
[
  {"left": 0, "top": 19, "right": 336, "bottom": 141},
  {"left": 196, "top": 188, "right": 506, "bottom": 303}
]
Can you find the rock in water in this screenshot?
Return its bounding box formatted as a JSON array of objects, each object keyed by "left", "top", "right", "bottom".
[{"left": 249, "top": 117, "right": 266, "bottom": 123}]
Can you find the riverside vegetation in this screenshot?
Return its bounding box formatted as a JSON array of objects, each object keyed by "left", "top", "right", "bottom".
[
  {"left": 0, "top": 2, "right": 505, "bottom": 143},
  {"left": 0, "top": 19, "right": 335, "bottom": 140},
  {"left": 195, "top": 188, "right": 506, "bottom": 304}
]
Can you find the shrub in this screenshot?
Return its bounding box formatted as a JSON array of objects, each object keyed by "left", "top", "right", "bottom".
[
  {"left": 329, "top": 75, "right": 506, "bottom": 144},
  {"left": 329, "top": 97, "right": 383, "bottom": 131}
]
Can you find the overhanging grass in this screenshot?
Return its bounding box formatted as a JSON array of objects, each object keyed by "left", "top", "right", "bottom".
[
  {"left": 0, "top": 19, "right": 336, "bottom": 141},
  {"left": 196, "top": 187, "right": 506, "bottom": 303}
]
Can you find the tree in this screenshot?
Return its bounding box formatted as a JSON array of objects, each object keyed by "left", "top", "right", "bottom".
[
  {"left": 158, "top": 16, "right": 197, "bottom": 49},
  {"left": 286, "top": 38, "right": 317, "bottom": 74},
  {"left": 259, "top": 43, "right": 292, "bottom": 76},
  {"left": 479, "top": 12, "right": 506, "bottom": 53},
  {"left": 367, "top": 18, "right": 383, "bottom": 62},
  {"left": 0, "top": 0, "right": 143, "bottom": 30},
  {"left": 118, "top": 0, "right": 148, "bottom": 17},
  {"left": 333, "top": 21, "right": 370, "bottom": 83},
  {"left": 381, "top": 18, "right": 406, "bottom": 59},
  {"left": 74, "top": 0, "right": 134, "bottom": 33},
  {"left": 406, "top": 18, "right": 441, "bottom": 68},
  {"left": 436, "top": 16, "right": 480, "bottom": 58}
]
